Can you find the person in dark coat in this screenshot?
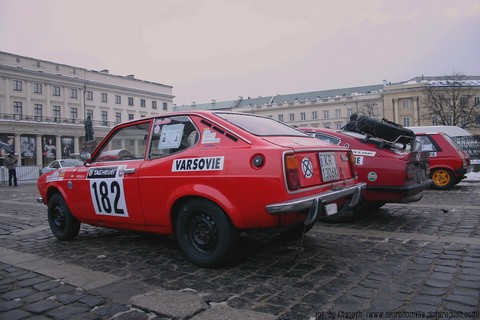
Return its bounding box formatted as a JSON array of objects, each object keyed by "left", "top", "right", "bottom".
[{"left": 5, "top": 151, "right": 17, "bottom": 187}]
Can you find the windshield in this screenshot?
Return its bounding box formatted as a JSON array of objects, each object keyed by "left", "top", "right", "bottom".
[{"left": 216, "top": 112, "right": 308, "bottom": 137}]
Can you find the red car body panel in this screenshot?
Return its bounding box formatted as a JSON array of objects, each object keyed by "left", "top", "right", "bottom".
[
  {"left": 301, "top": 127, "right": 431, "bottom": 206},
  {"left": 38, "top": 112, "right": 365, "bottom": 235}
]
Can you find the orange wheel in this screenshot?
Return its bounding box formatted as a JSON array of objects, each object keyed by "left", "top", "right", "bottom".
[{"left": 431, "top": 168, "right": 455, "bottom": 190}]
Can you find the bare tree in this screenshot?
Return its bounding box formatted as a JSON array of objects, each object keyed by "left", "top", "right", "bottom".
[
  {"left": 421, "top": 73, "right": 480, "bottom": 128},
  {"left": 358, "top": 102, "right": 380, "bottom": 118}
]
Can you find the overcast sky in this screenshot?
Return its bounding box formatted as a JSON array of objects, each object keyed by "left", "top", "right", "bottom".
[{"left": 1, "top": 0, "right": 479, "bottom": 106}]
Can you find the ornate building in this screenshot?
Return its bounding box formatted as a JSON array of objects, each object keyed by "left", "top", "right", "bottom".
[{"left": 0, "top": 51, "right": 174, "bottom": 167}]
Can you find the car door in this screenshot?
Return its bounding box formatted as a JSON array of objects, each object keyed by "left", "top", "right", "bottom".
[{"left": 72, "top": 120, "right": 152, "bottom": 225}]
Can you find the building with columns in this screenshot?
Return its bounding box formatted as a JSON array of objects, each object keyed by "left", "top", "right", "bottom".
[
  {"left": 0, "top": 51, "right": 174, "bottom": 167},
  {"left": 174, "top": 77, "right": 480, "bottom": 135}
]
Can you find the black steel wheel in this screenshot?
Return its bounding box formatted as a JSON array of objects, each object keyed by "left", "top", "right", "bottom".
[
  {"left": 176, "top": 199, "right": 237, "bottom": 267},
  {"left": 47, "top": 193, "right": 81, "bottom": 241}
]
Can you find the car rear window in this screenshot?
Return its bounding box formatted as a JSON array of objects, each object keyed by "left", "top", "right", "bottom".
[
  {"left": 216, "top": 112, "right": 307, "bottom": 137},
  {"left": 442, "top": 133, "right": 463, "bottom": 151}
]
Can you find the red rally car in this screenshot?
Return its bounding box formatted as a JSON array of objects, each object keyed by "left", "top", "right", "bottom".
[
  {"left": 301, "top": 124, "right": 431, "bottom": 215},
  {"left": 38, "top": 111, "right": 365, "bottom": 267},
  {"left": 412, "top": 132, "right": 473, "bottom": 189}
]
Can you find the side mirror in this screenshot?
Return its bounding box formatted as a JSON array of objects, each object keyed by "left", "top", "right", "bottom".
[{"left": 80, "top": 151, "right": 91, "bottom": 161}]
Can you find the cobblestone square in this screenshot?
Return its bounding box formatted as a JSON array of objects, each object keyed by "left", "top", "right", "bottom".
[{"left": 0, "top": 179, "right": 479, "bottom": 319}]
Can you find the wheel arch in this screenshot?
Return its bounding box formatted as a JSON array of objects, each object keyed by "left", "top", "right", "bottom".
[{"left": 169, "top": 187, "right": 242, "bottom": 234}]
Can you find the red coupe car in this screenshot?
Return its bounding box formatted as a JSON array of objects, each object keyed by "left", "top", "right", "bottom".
[{"left": 38, "top": 111, "right": 365, "bottom": 267}]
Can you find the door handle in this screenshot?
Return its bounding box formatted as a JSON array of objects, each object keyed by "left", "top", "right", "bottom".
[{"left": 124, "top": 168, "right": 136, "bottom": 174}]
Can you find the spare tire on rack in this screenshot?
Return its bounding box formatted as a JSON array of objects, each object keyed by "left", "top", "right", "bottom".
[{"left": 356, "top": 116, "right": 415, "bottom": 145}]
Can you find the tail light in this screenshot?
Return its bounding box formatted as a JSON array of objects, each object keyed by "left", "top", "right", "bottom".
[
  {"left": 347, "top": 150, "right": 357, "bottom": 178},
  {"left": 406, "top": 164, "right": 416, "bottom": 180},
  {"left": 285, "top": 155, "right": 300, "bottom": 190}
]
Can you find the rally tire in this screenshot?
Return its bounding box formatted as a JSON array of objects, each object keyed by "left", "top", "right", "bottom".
[
  {"left": 430, "top": 168, "right": 455, "bottom": 190},
  {"left": 356, "top": 116, "right": 414, "bottom": 144},
  {"left": 47, "top": 193, "right": 81, "bottom": 241},
  {"left": 176, "top": 199, "right": 238, "bottom": 268}
]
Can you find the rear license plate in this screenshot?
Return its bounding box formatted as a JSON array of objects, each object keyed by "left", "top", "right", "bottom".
[{"left": 318, "top": 153, "right": 340, "bottom": 182}]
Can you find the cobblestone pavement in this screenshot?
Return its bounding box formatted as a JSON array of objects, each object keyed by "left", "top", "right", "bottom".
[{"left": 0, "top": 179, "right": 479, "bottom": 320}]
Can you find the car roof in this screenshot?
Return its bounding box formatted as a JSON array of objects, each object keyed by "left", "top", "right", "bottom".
[{"left": 407, "top": 126, "right": 472, "bottom": 137}]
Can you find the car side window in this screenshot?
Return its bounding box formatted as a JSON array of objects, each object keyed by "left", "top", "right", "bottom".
[
  {"left": 149, "top": 116, "right": 199, "bottom": 159},
  {"left": 416, "top": 135, "right": 438, "bottom": 152},
  {"left": 93, "top": 122, "right": 151, "bottom": 162}
]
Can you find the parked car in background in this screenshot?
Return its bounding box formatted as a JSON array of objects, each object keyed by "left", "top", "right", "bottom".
[
  {"left": 410, "top": 131, "right": 473, "bottom": 189},
  {"left": 41, "top": 159, "right": 84, "bottom": 174},
  {"left": 301, "top": 121, "right": 431, "bottom": 217},
  {"left": 38, "top": 111, "right": 365, "bottom": 267}
]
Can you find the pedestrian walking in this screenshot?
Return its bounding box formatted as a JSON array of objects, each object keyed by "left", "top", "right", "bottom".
[{"left": 5, "top": 151, "right": 17, "bottom": 187}]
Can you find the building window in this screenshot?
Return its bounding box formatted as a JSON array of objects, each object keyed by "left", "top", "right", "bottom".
[
  {"left": 101, "top": 93, "right": 108, "bottom": 102},
  {"left": 86, "top": 109, "right": 94, "bottom": 121},
  {"left": 278, "top": 114, "right": 284, "bottom": 122},
  {"left": 152, "top": 101, "right": 157, "bottom": 109},
  {"left": 336, "top": 123, "right": 342, "bottom": 129},
  {"left": 128, "top": 97, "right": 134, "bottom": 106},
  {"left": 71, "top": 107, "right": 78, "bottom": 123},
  {"left": 140, "top": 99, "right": 146, "bottom": 107},
  {"left": 432, "top": 115, "right": 440, "bottom": 125},
  {"left": 128, "top": 113, "right": 134, "bottom": 120},
  {"left": 101, "top": 111, "right": 108, "bottom": 126},
  {"left": 300, "top": 112, "right": 306, "bottom": 121},
  {"left": 34, "top": 104, "right": 43, "bottom": 121},
  {"left": 289, "top": 113, "right": 295, "bottom": 122},
  {"left": 115, "top": 95, "right": 121, "bottom": 104},
  {"left": 347, "top": 108, "right": 353, "bottom": 117},
  {"left": 53, "top": 106, "right": 61, "bottom": 122},
  {"left": 13, "top": 80, "right": 22, "bottom": 91},
  {"left": 312, "top": 111, "right": 318, "bottom": 120},
  {"left": 163, "top": 102, "right": 168, "bottom": 110},
  {"left": 335, "top": 109, "right": 341, "bottom": 118},
  {"left": 403, "top": 117, "right": 411, "bottom": 127},
  {"left": 13, "top": 101, "right": 23, "bottom": 119},
  {"left": 86, "top": 91, "right": 93, "bottom": 100},
  {"left": 474, "top": 97, "right": 479, "bottom": 106},
  {"left": 324, "top": 110, "right": 329, "bottom": 119},
  {"left": 402, "top": 99, "right": 410, "bottom": 108},
  {"left": 34, "top": 83, "right": 42, "bottom": 94},
  {"left": 71, "top": 89, "right": 77, "bottom": 98},
  {"left": 53, "top": 86, "right": 61, "bottom": 96},
  {"left": 115, "top": 112, "right": 122, "bottom": 124}
]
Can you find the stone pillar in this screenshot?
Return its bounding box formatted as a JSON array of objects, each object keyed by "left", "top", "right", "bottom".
[{"left": 36, "top": 135, "right": 43, "bottom": 166}]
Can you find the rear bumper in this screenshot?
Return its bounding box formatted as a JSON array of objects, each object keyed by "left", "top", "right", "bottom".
[
  {"left": 456, "top": 165, "right": 474, "bottom": 176},
  {"left": 366, "top": 179, "right": 432, "bottom": 193},
  {"left": 265, "top": 182, "right": 366, "bottom": 214}
]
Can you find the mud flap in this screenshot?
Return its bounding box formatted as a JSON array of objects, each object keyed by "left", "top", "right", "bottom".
[{"left": 292, "top": 199, "right": 323, "bottom": 264}]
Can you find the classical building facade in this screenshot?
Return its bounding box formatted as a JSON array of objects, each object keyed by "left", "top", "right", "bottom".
[
  {"left": 174, "top": 77, "right": 480, "bottom": 134},
  {"left": 0, "top": 51, "right": 174, "bottom": 167}
]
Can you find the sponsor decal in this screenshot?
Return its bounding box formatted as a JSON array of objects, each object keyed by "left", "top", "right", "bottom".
[
  {"left": 352, "top": 149, "right": 376, "bottom": 157},
  {"left": 301, "top": 158, "right": 313, "bottom": 178},
  {"left": 367, "top": 171, "right": 378, "bottom": 181},
  {"left": 201, "top": 129, "right": 221, "bottom": 144},
  {"left": 155, "top": 118, "right": 172, "bottom": 125},
  {"left": 355, "top": 156, "right": 364, "bottom": 165},
  {"left": 429, "top": 152, "right": 437, "bottom": 157},
  {"left": 46, "top": 170, "right": 65, "bottom": 182},
  {"left": 172, "top": 156, "right": 224, "bottom": 172},
  {"left": 87, "top": 167, "right": 118, "bottom": 179}
]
